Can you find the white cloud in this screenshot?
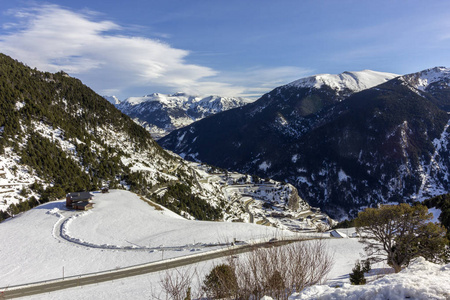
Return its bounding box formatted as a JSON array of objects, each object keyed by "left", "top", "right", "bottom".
[{"left": 0, "top": 4, "right": 310, "bottom": 99}]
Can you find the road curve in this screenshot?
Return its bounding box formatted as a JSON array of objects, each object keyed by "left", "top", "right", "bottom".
[{"left": 1, "top": 238, "right": 307, "bottom": 299}]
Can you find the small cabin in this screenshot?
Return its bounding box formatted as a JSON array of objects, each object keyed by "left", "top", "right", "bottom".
[
  {"left": 101, "top": 187, "right": 109, "bottom": 193},
  {"left": 66, "top": 192, "right": 94, "bottom": 210}
]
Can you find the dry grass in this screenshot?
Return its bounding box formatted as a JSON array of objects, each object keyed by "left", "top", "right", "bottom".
[{"left": 139, "top": 195, "right": 164, "bottom": 211}]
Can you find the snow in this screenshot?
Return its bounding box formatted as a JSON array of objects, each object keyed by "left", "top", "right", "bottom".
[
  {"left": 3, "top": 219, "right": 449, "bottom": 300},
  {"left": 0, "top": 147, "right": 42, "bottom": 211},
  {"left": 15, "top": 101, "right": 25, "bottom": 110},
  {"left": 288, "top": 70, "right": 399, "bottom": 93},
  {"left": 408, "top": 67, "right": 450, "bottom": 91},
  {"left": 330, "top": 229, "right": 348, "bottom": 238},
  {"left": 338, "top": 169, "right": 349, "bottom": 182},
  {"left": 259, "top": 161, "right": 271, "bottom": 171},
  {"left": 0, "top": 190, "right": 288, "bottom": 287},
  {"left": 290, "top": 257, "right": 450, "bottom": 300},
  {"left": 66, "top": 190, "right": 280, "bottom": 248},
  {"left": 119, "top": 93, "right": 250, "bottom": 112},
  {"left": 116, "top": 92, "right": 251, "bottom": 138},
  {"left": 102, "top": 95, "right": 121, "bottom": 105},
  {"left": 413, "top": 118, "right": 450, "bottom": 200}
]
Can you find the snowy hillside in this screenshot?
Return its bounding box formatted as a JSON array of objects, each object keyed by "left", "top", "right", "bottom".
[
  {"left": 0, "top": 190, "right": 296, "bottom": 287},
  {"left": 288, "top": 69, "right": 398, "bottom": 99},
  {"left": 115, "top": 92, "right": 252, "bottom": 138},
  {"left": 290, "top": 257, "right": 450, "bottom": 300},
  {"left": 401, "top": 66, "right": 450, "bottom": 91},
  {"left": 0, "top": 108, "right": 330, "bottom": 230},
  {"left": 3, "top": 196, "right": 448, "bottom": 300}
]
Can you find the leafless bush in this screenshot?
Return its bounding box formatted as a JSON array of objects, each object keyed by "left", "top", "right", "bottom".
[
  {"left": 152, "top": 266, "right": 201, "bottom": 300},
  {"left": 156, "top": 240, "right": 333, "bottom": 299},
  {"left": 227, "top": 240, "right": 333, "bottom": 299}
]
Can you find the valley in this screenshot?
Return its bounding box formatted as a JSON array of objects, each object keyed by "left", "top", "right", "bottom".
[
  {"left": 0, "top": 53, "right": 449, "bottom": 299},
  {"left": 1, "top": 1, "right": 450, "bottom": 299},
  {"left": 160, "top": 68, "right": 450, "bottom": 219}
]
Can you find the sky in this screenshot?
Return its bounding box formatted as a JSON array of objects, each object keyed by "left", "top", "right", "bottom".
[{"left": 0, "top": 1, "right": 449, "bottom": 100}]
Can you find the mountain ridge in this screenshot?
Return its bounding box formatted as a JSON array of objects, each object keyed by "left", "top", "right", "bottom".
[
  {"left": 159, "top": 67, "right": 450, "bottom": 219},
  {"left": 288, "top": 69, "right": 398, "bottom": 92},
  {"left": 113, "top": 92, "right": 251, "bottom": 139},
  {"left": 0, "top": 53, "right": 330, "bottom": 231}
]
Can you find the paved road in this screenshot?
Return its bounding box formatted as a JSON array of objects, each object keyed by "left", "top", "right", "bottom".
[
  {"left": 243, "top": 198, "right": 255, "bottom": 223},
  {"left": 1, "top": 239, "right": 305, "bottom": 299}
]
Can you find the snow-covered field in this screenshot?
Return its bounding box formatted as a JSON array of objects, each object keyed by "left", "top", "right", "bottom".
[
  {"left": 1, "top": 190, "right": 449, "bottom": 300},
  {"left": 0, "top": 190, "right": 293, "bottom": 287},
  {"left": 290, "top": 257, "right": 450, "bottom": 300}
]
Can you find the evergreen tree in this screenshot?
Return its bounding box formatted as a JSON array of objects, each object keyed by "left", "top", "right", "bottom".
[{"left": 349, "top": 260, "right": 366, "bottom": 285}]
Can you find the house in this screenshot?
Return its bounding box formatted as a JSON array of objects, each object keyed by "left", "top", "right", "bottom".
[
  {"left": 71, "top": 201, "right": 94, "bottom": 210},
  {"left": 66, "top": 192, "right": 94, "bottom": 210}
]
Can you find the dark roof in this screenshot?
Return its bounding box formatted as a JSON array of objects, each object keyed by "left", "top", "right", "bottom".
[{"left": 67, "top": 191, "right": 92, "bottom": 201}]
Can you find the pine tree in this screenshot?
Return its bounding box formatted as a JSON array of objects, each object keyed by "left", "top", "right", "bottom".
[{"left": 349, "top": 260, "right": 366, "bottom": 285}]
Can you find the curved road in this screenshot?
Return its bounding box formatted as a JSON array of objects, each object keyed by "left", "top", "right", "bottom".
[{"left": 1, "top": 238, "right": 307, "bottom": 299}]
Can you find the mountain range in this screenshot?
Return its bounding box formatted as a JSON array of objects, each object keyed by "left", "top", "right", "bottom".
[
  {"left": 0, "top": 53, "right": 329, "bottom": 231},
  {"left": 159, "top": 68, "right": 450, "bottom": 219},
  {"left": 107, "top": 93, "right": 251, "bottom": 139}
]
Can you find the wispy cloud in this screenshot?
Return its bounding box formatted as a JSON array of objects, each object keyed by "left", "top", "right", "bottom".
[
  {"left": 0, "top": 4, "right": 309, "bottom": 99},
  {"left": 0, "top": 5, "right": 219, "bottom": 95}
]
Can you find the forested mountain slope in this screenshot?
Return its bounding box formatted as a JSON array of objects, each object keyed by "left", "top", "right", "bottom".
[
  {"left": 0, "top": 54, "right": 327, "bottom": 231},
  {"left": 160, "top": 68, "right": 450, "bottom": 218}
]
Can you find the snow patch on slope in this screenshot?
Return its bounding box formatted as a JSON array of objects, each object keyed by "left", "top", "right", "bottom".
[{"left": 401, "top": 67, "right": 450, "bottom": 91}]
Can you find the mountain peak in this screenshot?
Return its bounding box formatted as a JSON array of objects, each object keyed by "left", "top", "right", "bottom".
[
  {"left": 117, "top": 92, "right": 251, "bottom": 138},
  {"left": 401, "top": 67, "right": 450, "bottom": 91},
  {"left": 103, "top": 95, "right": 121, "bottom": 105},
  {"left": 288, "top": 70, "right": 399, "bottom": 93}
]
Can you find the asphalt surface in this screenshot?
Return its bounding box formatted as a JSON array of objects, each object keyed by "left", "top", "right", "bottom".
[{"left": 1, "top": 239, "right": 303, "bottom": 299}]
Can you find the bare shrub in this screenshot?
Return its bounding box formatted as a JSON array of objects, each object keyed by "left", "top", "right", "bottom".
[
  {"left": 157, "top": 240, "right": 333, "bottom": 299},
  {"left": 226, "top": 239, "right": 333, "bottom": 299},
  {"left": 153, "top": 267, "right": 200, "bottom": 300}
]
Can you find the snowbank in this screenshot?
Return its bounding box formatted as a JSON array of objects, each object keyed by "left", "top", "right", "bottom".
[{"left": 289, "top": 257, "right": 450, "bottom": 300}]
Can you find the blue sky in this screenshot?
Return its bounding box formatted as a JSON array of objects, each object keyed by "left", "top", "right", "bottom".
[{"left": 1, "top": 1, "right": 449, "bottom": 99}]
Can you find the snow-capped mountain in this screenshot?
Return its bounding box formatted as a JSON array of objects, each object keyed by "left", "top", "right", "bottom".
[
  {"left": 103, "top": 95, "right": 121, "bottom": 105},
  {"left": 115, "top": 92, "right": 252, "bottom": 139},
  {"left": 400, "top": 66, "right": 450, "bottom": 91},
  {"left": 160, "top": 68, "right": 450, "bottom": 219},
  {"left": 288, "top": 69, "right": 398, "bottom": 100}
]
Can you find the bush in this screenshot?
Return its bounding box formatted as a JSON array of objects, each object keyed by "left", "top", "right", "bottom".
[
  {"left": 226, "top": 240, "right": 333, "bottom": 299},
  {"left": 349, "top": 260, "right": 367, "bottom": 285},
  {"left": 203, "top": 264, "right": 238, "bottom": 299}
]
